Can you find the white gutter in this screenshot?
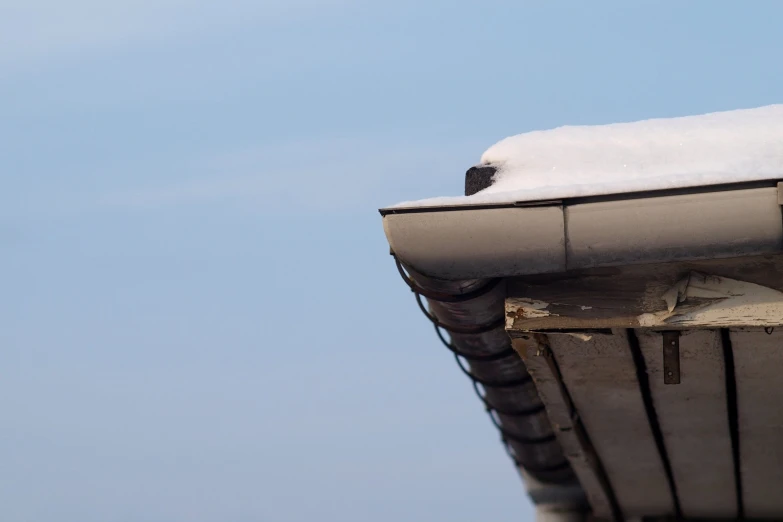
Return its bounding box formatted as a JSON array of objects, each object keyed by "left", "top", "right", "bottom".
[{"left": 382, "top": 182, "right": 783, "bottom": 281}]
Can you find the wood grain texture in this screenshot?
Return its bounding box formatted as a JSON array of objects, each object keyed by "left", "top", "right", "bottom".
[
  {"left": 506, "top": 255, "right": 783, "bottom": 331},
  {"left": 731, "top": 328, "right": 783, "bottom": 518},
  {"left": 637, "top": 329, "right": 737, "bottom": 518},
  {"left": 549, "top": 331, "right": 673, "bottom": 517},
  {"left": 512, "top": 336, "right": 614, "bottom": 519}
]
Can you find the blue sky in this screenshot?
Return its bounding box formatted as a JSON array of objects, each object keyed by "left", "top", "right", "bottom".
[{"left": 2, "top": 2, "right": 782, "bottom": 521}]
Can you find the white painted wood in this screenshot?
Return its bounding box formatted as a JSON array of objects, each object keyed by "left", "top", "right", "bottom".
[
  {"left": 506, "top": 269, "right": 783, "bottom": 331},
  {"left": 730, "top": 328, "right": 783, "bottom": 518},
  {"left": 512, "top": 337, "right": 613, "bottom": 519},
  {"left": 639, "top": 273, "right": 783, "bottom": 328},
  {"left": 549, "top": 332, "right": 673, "bottom": 517},
  {"left": 637, "top": 330, "right": 737, "bottom": 518}
]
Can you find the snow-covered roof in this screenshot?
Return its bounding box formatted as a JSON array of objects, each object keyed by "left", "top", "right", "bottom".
[
  {"left": 381, "top": 105, "right": 783, "bottom": 521},
  {"left": 392, "top": 105, "right": 783, "bottom": 209}
]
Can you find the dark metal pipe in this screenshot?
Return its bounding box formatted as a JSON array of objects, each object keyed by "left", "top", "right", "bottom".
[{"left": 399, "top": 258, "right": 576, "bottom": 485}]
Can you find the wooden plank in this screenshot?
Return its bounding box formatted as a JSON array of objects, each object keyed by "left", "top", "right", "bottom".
[
  {"left": 506, "top": 255, "right": 783, "bottom": 331},
  {"left": 730, "top": 328, "right": 783, "bottom": 518},
  {"left": 511, "top": 335, "right": 614, "bottom": 519},
  {"left": 636, "top": 329, "right": 737, "bottom": 518},
  {"left": 548, "top": 331, "right": 673, "bottom": 517}
]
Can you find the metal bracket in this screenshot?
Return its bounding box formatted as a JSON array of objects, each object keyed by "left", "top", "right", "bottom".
[{"left": 662, "top": 331, "right": 681, "bottom": 385}]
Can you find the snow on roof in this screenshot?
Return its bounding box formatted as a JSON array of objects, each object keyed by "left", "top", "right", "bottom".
[{"left": 392, "top": 105, "right": 783, "bottom": 209}]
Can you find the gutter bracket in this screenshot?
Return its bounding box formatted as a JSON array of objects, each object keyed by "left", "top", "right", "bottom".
[{"left": 662, "top": 331, "right": 681, "bottom": 385}]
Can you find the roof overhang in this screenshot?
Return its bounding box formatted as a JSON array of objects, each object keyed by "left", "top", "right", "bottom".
[
  {"left": 506, "top": 254, "right": 783, "bottom": 520},
  {"left": 382, "top": 178, "right": 783, "bottom": 520}
]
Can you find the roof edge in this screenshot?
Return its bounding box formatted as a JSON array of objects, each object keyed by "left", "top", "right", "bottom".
[{"left": 383, "top": 185, "right": 783, "bottom": 280}]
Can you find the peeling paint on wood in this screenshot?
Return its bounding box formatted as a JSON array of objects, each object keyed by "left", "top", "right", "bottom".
[
  {"left": 637, "top": 272, "right": 783, "bottom": 328},
  {"left": 506, "top": 255, "right": 783, "bottom": 331},
  {"left": 505, "top": 298, "right": 555, "bottom": 329},
  {"left": 664, "top": 272, "right": 783, "bottom": 327},
  {"left": 504, "top": 255, "right": 783, "bottom": 519}
]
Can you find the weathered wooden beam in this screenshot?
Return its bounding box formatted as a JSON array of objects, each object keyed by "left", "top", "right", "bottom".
[
  {"left": 731, "top": 327, "right": 783, "bottom": 519},
  {"left": 536, "top": 331, "right": 674, "bottom": 517},
  {"left": 636, "top": 329, "right": 737, "bottom": 518},
  {"left": 512, "top": 334, "right": 616, "bottom": 520},
  {"left": 506, "top": 255, "right": 783, "bottom": 331}
]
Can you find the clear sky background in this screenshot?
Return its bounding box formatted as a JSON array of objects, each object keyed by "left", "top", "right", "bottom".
[{"left": 2, "top": 2, "right": 782, "bottom": 521}]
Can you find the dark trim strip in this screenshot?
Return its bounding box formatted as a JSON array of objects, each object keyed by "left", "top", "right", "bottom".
[
  {"left": 415, "top": 293, "right": 504, "bottom": 335},
  {"left": 392, "top": 256, "right": 574, "bottom": 483},
  {"left": 505, "top": 444, "right": 573, "bottom": 475},
  {"left": 380, "top": 201, "right": 560, "bottom": 215},
  {"left": 435, "top": 325, "right": 516, "bottom": 362},
  {"left": 626, "top": 329, "right": 683, "bottom": 519},
  {"left": 496, "top": 426, "right": 557, "bottom": 445},
  {"left": 454, "top": 354, "right": 532, "bottom": 388},
  {"left": 394, "top": 254, "right": 501, "bottom": 302},
  {"left": 521, "top": 458, "right": 572, "bottom": 475},
  {"left": 721, "top": 328, "right": 745, "bottom": 519},
  {"left": 471, "top": 381, "right": 546, "bottom": 417},
  {"left": 379, "top": 178, "right": 781, "bottom": 216}
]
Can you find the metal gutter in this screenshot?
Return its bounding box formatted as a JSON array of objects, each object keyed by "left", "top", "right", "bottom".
[{"left": 382, "top": 181, "right": 783, "bottom": 281}]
